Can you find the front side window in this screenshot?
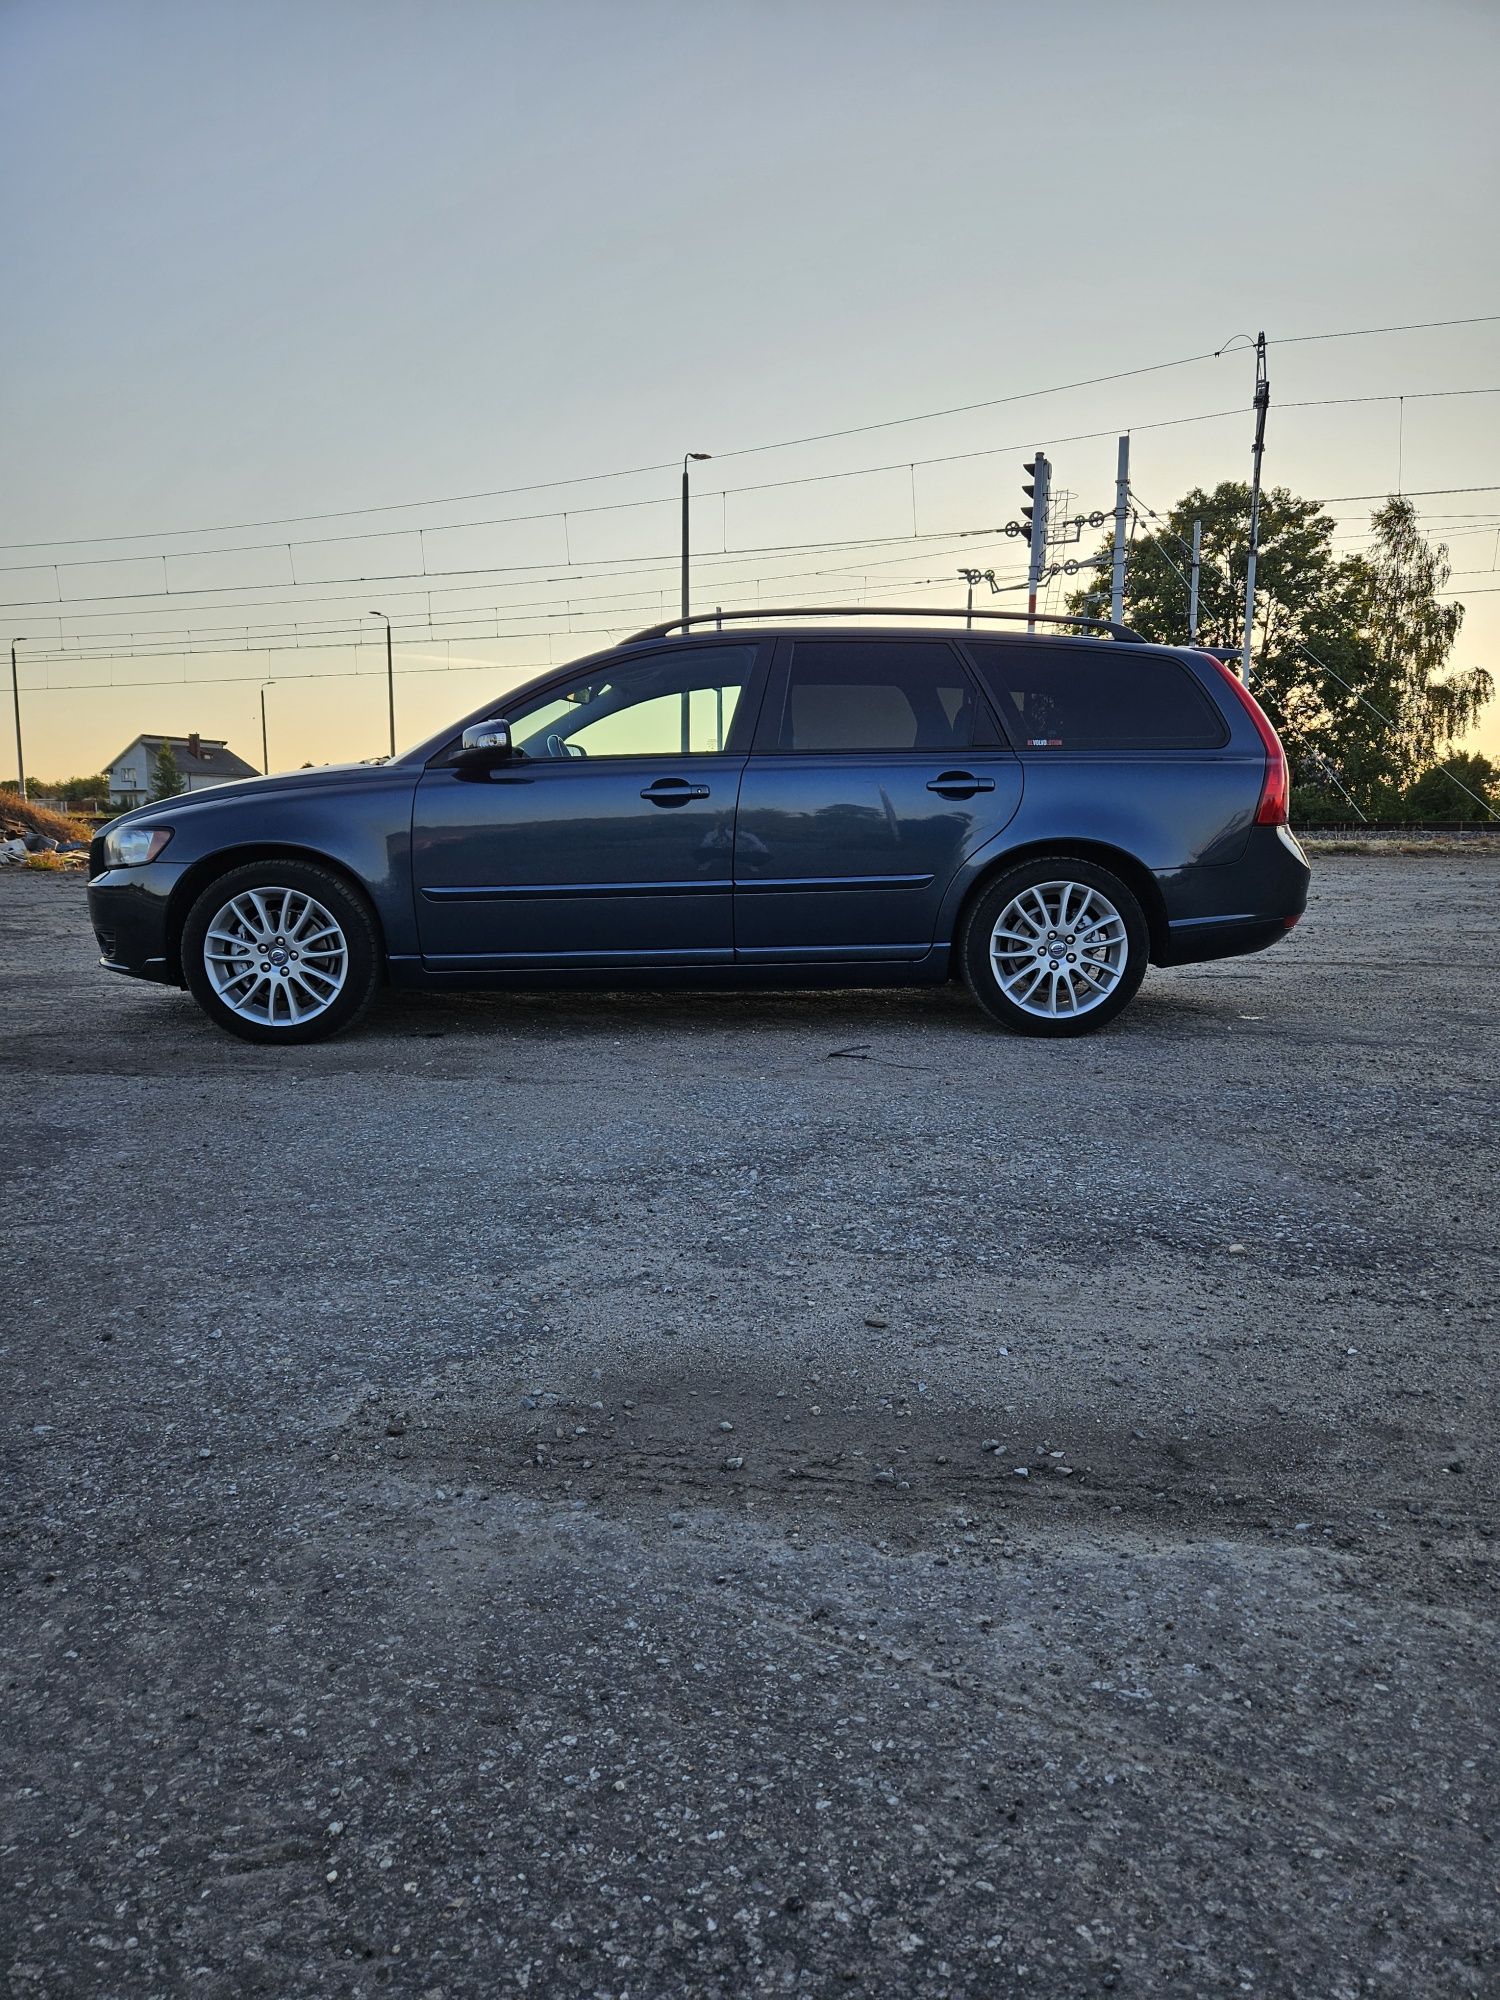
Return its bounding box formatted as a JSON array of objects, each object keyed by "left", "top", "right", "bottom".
[
  {"left": 504, "top": 646, "right": 756, "bottom": 760},
  {"left": 776, "top": 641, "right": 976, "bottom": 753},
  {"left": 966, "top": 643, "right": 1227, "bottom": 751}
]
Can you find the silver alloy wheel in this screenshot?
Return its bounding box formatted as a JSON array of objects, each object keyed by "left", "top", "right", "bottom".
[
  {"left": 202, "top": 885, "right": 349, "bottom": 1028},
  {"left": 989, "top": 879, "right": 1129, "bottom": 1019}
]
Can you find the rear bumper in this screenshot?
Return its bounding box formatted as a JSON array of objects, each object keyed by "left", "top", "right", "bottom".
[
  {"left": 1157, "top": 913, "right": 1299, "bottom": 966},
  {"left": 1156, "top": 824, "right": 1310, "bottom": 967},
  {"left": 87, "top": 868, "right": 181, "bottom": 985}
]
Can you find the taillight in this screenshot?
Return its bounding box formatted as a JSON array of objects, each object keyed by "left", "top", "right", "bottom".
[{"left": 1202, "top": 653, "right": 1289, "bottom": 826}]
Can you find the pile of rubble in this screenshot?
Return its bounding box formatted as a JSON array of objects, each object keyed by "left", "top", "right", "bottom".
[
  {"left": 0, "top": 797, "right": 93, "bottom": 869},
  {"left": 1, "top": 832, "right": 89, "bottom": 867}
]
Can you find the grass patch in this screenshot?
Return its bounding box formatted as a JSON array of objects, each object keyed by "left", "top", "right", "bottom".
[
  {"left": 20, "top": 852, "right": 86, "bottom": 873},
  {"left": 1302, "top": 836, "right": 1500, "bottom": 856}
]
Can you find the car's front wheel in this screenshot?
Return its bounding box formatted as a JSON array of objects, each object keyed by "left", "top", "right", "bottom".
[
  {"left": 960, "top": 857, "right": 1149, "bottom": 1036},
  {"left": 181, "top": 861, "right": 381, "bottom": 1044}
]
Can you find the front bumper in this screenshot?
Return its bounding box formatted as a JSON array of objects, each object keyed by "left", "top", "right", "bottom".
[{"left": 87, "top": 865, "right": 183, "bottom": 985}]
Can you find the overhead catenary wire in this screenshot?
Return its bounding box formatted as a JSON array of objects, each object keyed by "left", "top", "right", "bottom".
[
  {"left": 0, "top": 524, "right": 1015, "bottom": 613},
  {"left": 17, "top": 537, "right": 1035, "bottom": 669},
  {"left": 1318, "top": 484, "right": 1500, "bottom": 504},
  {"left": 8, "top": 391, "right": 1497, "bottom": 582},
  {"left": 1273, "top": 313, "right": 1500, "bottom": 347},
  {"left": 8, "top": 449, "right": 1499, "bottom": 626},
  {"left": 23, "top": 530, "right": 1025, "bottom": 651},
  {"left": 0, "top": 346, "right": 1245, "bottom": 553},
  {"left": 19, "top": 565, "right": 1033, "bottom": 692},
  {"left": 0, "top": 405, "right": 1267, "bottom": 577},
  {"left": 4, "top": 311, "right": 1496, "bottom": 553}
]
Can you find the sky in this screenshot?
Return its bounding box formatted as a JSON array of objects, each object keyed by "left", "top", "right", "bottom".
[{"left": 2, "top": 0, "right": 1498, "bottom": 783}]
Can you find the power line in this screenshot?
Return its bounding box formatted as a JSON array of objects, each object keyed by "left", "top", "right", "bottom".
[
  {"left": 19, "top": 655, "right": 556, "bottom": 697},
  {"left": 18, "top": 564, "right": 1030, "bottom": 690},
  {"left": 27, "top": 531, "right": 1024, "bottom": 653},
  {"left": 0, "top": 405, "right": 1257, "bottom": 577},
  {"left": 7, "top": 311, "right": 1495, "bottom": 555},
  {"left": 0, "top": 346, "right": 1241, "bottom": 553},
  {"left": 18, "top": 538, "right": 1033, "bottom": 667},
  {"left": 1275, "top": 313, "right": 1500, "bottom": 348},
  {"left": 12, "top": 389, "right": 1496, "bottom": 580},
  {"left": 25, "top": 482, "right": 1500, "bottom": 669},
  {"left": 10, "top": 418, "right": 1496, "bottom": 624},
  {"left": 1319, "top": 483, "right": 1500, "bottom": 503},
  {"left": 0, "top": 524, "right": 1010, "bottom": 613},
  {"left": 1280, "top": 388, "right": 1500, "bottom": 411}
]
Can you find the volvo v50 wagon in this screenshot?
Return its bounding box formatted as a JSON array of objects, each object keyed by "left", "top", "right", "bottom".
[{"left": 87, "top": 609, "right": 1310, "bottom": 1044}]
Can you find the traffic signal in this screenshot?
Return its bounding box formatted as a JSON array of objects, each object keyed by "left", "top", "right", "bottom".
[{"left": 1020, "top": 453, "right": 1051, "bottom": 547}]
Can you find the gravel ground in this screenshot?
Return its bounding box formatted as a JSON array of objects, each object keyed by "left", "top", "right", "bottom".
[{"left": 2, "top": 857, "right": 1496, "bottom": 1999}]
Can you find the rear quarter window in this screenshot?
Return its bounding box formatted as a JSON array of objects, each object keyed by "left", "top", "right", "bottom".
[{"left": 965, "top": 643, "right": 1228, "bottom": 751}]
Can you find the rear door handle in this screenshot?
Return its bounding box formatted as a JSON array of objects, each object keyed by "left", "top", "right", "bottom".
[
  {"left": 640, "top": 777, "right": 710, "bottom": 806},
  {"left": 927, "top": 770, "right": 996, "bottom": 798}
]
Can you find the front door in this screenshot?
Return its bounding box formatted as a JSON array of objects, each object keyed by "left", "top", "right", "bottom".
[
  {"left": 412, "top": 642, "right": 765, "bottom": 969},
  {"left": 733, "top": 637, "right": 1021, "bottom": 962}
]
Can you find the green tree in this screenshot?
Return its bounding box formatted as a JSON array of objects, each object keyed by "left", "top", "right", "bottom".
[
  {"left": 1338, "top": 498, "right": 1488, "bottom": 783},
  {"left": 1070, "top": 487, "right": 1492, "bottom": 813},
  {"left": 39, "top": 774, "right": 108, "bottom": 804},
  {"left": 1404, "top": 752, "right": 1499, "bottom": 823},
  {"left": 149, "top": 740, "right": 186, "bottom": 801},
  {"left": 1071, "top": 482, "right": 1339, "bottom": 659}
]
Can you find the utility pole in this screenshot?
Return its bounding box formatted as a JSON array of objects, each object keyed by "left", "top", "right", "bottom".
[
  {"left": 681, "top": 452, "right": 711, "bottom": 629},
  {"left": 260, "top": 682, "right": 274, "bottom": 776},
  {"left": 1188, "top": 518, "right": 1203, "bottom": 642},
  {"left": 1241, "top": 331, "right": 1269, "bottom": 685},
  {"left": 9, "top": 638, "right": 26, "bottom": 800},
  {"left": 368, "top": 610, "right": 396, "bottom": 756},
  {"left": 1110, "top": 437, "right": 1130, "bottom": 625},
  {"left": 1021, "top": 453, "right": 1051, "bottom": 632}
]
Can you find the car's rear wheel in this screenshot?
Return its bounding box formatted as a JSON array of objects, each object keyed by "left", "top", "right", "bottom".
[
  {"left": 181, "top": 861, "right": 380, "bottom": 1044},
  {"left": 961, "top": 857, "right": 1148, "bottom": 1036}
]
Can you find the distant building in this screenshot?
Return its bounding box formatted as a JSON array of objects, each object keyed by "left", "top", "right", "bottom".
[{"left": 105, "top": 733, "right": 260, "bottom": 806}]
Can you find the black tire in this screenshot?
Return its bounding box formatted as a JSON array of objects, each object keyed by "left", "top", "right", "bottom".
[
  {"left": 960, "top": 856, "right": 1149, "bottom": 1037},
  {"left": 181, "top": 860, "right": 381, "bottom": 1044}
]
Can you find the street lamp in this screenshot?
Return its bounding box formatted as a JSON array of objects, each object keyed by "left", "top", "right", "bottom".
[
  {"left": 260, "top": 680, "right": 275, "bottom": 776},
  {"left": 9, "top": 638, "right": 26, "bottom": 800},
  {"left": 367, "top": 610, "right": 395, "bottom": 757},
  {"left": 681, "top": 453, "right": 712, "bottom": 631}
]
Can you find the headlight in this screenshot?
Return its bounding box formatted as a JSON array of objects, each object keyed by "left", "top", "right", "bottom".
[{"left": 103, "top": 825, "right": 174, "bottom": 867}]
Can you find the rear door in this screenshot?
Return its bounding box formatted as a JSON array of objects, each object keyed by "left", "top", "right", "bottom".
[
  {"left": 732, "top": 636, "right": 1021, "bottom": 962},
  {"left": 962, "top": 639, "right": 1260, "bottom": 872}
]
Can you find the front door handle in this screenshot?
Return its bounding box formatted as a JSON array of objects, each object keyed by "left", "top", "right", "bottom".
[
  {"left": 927, "top": 770, "right": 996, "bottom": 798},
  {"left": 640, "top": 777, "right": 710, "bottom": 807}
]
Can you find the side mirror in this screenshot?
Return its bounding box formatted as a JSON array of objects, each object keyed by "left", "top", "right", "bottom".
[{"left": 454, "top": 717, "right": 512, "bottom": 770}]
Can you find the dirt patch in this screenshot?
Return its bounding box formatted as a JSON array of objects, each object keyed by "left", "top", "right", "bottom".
[{"left": 340, "top": 1352, "right": 1492, "bottom": 1591}]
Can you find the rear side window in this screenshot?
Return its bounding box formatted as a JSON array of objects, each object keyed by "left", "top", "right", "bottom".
[
  {"left": 966, "top": 644, "right": 1227, "bottom": 751},
  {"left": 776, "top": 640, "right": 976, "bottom": 752}
]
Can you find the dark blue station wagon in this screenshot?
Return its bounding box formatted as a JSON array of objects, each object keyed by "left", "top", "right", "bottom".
[{"left": 87, "top": 609, "right": 1310, "bottom": 1043}]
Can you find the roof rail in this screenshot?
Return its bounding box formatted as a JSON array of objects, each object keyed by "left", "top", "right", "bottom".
[{"left": 624, "top": 606, "right": 1144, "bottom": 645}]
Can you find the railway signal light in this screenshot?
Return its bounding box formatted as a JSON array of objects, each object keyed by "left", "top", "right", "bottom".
[{"left": 1020, "top": 454, "right": 1051, "bottom": 546}]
